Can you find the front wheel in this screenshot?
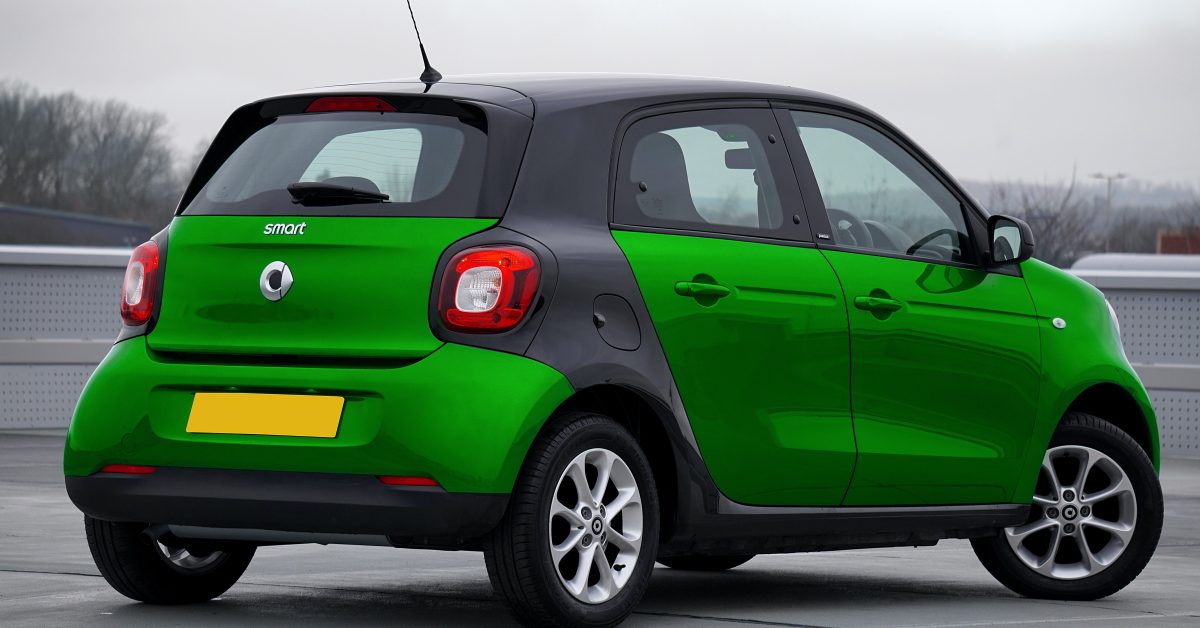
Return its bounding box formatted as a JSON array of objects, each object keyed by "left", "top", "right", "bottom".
[
  {"left": 86, "top": 516, "right": 256, "bottom": 604},
  {"left": 485, "top": 412, "right": 659, "bottom": 627},
  {"left": 972, "top": 413, "right": 1163, "bottom": 600}
]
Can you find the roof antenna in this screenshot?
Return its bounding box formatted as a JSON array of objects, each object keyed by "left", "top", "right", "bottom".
[{"left": 405, "top": 0, "right": 442, "bottom": 88}]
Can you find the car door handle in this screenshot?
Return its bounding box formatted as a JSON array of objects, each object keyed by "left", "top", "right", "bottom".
[
  {"left": 674, "top": 281, "right": 731, "bottom": 299},
  {"left": 853, "top": 295, "right": 903, "bottom": 313}
]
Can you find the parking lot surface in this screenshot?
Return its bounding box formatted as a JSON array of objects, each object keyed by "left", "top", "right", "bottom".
[{"left": 2, "top": 431, "right": 1198, "bottom": 627}]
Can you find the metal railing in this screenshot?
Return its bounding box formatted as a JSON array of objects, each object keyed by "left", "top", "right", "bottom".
[{"left": 1, "top": 246, "right": 1197, "bottom": 456}]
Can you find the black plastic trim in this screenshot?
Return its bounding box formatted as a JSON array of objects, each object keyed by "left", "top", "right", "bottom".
[
  {"left": 66, "top": 468, "right": 507, "bottom": 550},
  {"left": 660, "top": 502, "right": 1029, "bottom": 556},
  {"left": 611, "top": 223, "right": 817, "bottom": 248}
]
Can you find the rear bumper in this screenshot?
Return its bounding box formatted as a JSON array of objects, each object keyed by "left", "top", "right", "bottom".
[
  {"left": 67, "top": 467, "right": 507, "bottom": 549},
  {"left": 64, "top": 337, "right": 574, "bottom": 494}
]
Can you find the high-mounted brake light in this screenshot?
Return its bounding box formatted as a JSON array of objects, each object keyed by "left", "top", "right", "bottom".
[
  {"left": 305, "top": 96, "right": 397, "bottom": 113},
  {"left": 438, "top": 246, "right": 540, "bottom": 333},
  {"left": 120, "top": 241, "right": 159, "bottom": 326}
]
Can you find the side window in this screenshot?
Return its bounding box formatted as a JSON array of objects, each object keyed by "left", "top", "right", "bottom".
[
  {"left": 615, "top": 109, "right": 804, "bottom": 240},
  {"left": 790, "top": 111, "right": 972, "bottom": 263}
]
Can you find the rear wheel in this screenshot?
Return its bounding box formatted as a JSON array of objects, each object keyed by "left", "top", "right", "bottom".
[
  {"left": 85, "top": 516, "right": 255, "bottom": 604},
  {"left": 485, "top": 413, "right": 659, "bottom": 627},
  {"left": 972, "top": 413, "right": 1162, "bottom": 600},
  {"left": 657, "top": 555, "right": 755, "bottom": 571}
]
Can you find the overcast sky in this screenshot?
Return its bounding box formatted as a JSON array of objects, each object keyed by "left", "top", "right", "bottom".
[{"left": 2, "top": 0, "right": 1197, "bottom": 185}]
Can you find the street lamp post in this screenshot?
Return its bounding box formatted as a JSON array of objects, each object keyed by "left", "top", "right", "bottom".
[{"left": 1090, "top": 172, "right": 1128, "bottom": 212}]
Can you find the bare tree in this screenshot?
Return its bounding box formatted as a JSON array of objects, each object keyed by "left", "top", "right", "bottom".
[
  {"left": 0, "top": 80, "right": 183, "bottom": 227},
  {"left": 986, "top": 170, "right": 1104, "bottom": 267}
]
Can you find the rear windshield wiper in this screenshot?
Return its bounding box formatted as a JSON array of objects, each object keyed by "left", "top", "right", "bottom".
[{"left": 286, "top": 182, "right": 390, "bottom": 205}]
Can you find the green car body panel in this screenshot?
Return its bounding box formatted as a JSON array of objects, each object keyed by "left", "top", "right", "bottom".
[
  {"left": 1009, "top": 260, "right": 1160, "bottom": 498},
  {"left": 821, "top": 249, "right": 1043, "bottom": 506},
  {"left": 151, "top": 216, "right": 493, "bottom": 359},
  {"left": 64, "top": 336, "right": 575, "bottom": 494},
  {"left": 613, "top": 230, "right": 856, "bottom": 506},
  {"left": 64, "top": 214, "right": 578, "bottom": 494},
  {"left": 615, "top": 237, "right": 1158, "bottom": 509}
]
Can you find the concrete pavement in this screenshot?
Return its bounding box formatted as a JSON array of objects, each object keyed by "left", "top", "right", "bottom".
[{"left": 2, "top": 431, "right": 1198, "bottom": 627}]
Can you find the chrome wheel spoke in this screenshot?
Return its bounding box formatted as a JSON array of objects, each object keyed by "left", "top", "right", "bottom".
[
  {"left": 564, "top": 460, "right": 593, "bottom": 507},
  {"left": 566, "top": 544, "right": 596, "bottom": 596},
  {"left": 1043, "top": 454, "right": 1065, "bottom": 501},
  {"left": 1032, "top": 525, "right": 1064, "bottom": 575},
  {"left": 1076, "top": 534, "right": 1097, "bottom": 571},
  {"left": 608, "top": 527, "right": 640, "bottom": 553},
  {"left": 590, "top": 450, "right": 614, "bottom": 504},
  {"left": 1073, "top": 448, "right": 1098, "bottom": 494},
  {"left": 1082, "top": 476, "right": 1133, "bottom": 506},
  {"left": 591, "top": 545, "right": 616, "bottom": 600},
  {"left": 552, "top": 528, "right": 586, "bottom": 562},
  {"left": 1006, "top": 517, "right": 1057, "bottom": 546},
  {"left": 606, "top": 487, "right": 638, "bottom": 519},
  {"left": 551, "top": 498, "right": 585, "bottom": 528},
  {"left": 1083, "top": 517, "right": 1135, "bottom": 544}
]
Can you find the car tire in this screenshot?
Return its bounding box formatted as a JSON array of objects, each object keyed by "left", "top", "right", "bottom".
[
  {"left": 485, "top": 412, "right": 660, "bottom": 628},
  {"left": 85, "top": 516, "right": 256, "bottom": 604},
  {"left": 657, "top": 555, "right": 755, "bottom": 571},
  {"left": 971, "top": 412, "right": 1163, "bottom": 600}
]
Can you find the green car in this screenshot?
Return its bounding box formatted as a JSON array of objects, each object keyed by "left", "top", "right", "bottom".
[{"left": 65, "top": 75, "right": 1163, "bottom": 628}]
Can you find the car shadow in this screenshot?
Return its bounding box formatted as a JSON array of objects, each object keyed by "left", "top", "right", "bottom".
[{"left": 93, "top": 563, "right": 1016, "bottom": 628}]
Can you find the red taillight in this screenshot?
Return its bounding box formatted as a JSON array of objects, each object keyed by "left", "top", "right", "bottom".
[
  {"left": 378, "top": 476, "right": 439, "bottom": 487},
  {"left": 120, "top": 241, "right": 159, "bottom": 326},
  {"left": 99, "top": 464, "right": 157, "bottom": 475},
  {"left": 305, "top": 96, "right": 397, "bottom": 113},
  {"left": 438, "top": 246, "right": 540, "bottom": 333}
]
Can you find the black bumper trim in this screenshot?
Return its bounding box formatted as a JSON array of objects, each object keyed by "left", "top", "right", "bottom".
[{"left": 66, "top": 467, "right": 508, "bottom": 549}]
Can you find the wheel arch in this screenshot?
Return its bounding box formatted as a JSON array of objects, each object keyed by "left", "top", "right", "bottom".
[
  {"left": 1065, "top": 382, "right": 1160, "bottom": 469},
  {"left": 545, "top": 384, "right": 682, "bottom": 543}
]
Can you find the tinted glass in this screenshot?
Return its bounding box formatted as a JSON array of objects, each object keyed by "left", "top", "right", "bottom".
[
  {"left": 616, "top": 109, "right": 799, "bottom": 239},
  {"left": 184, "top": 112, "right": 485, "bottom": 216},
  {"left": 791, "top": 111, "right": 971, "bottom": 263}
]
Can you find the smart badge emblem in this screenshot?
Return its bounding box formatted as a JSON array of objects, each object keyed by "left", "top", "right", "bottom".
[{"left": 259, "top": 261, "right": 293, "bottom": 302}]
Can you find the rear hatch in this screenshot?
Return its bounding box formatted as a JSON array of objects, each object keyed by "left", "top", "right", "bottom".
[{"left": 148, "top": 93, "right": 528, "bottom": 360}]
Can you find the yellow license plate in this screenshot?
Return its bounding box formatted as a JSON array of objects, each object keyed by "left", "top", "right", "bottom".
[{"left": 186, "top": 393, "right": 344, "bottom": 438}]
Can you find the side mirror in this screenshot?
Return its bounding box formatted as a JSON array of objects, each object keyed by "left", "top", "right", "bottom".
[{"left": 987, "top": 214, "right": 1034, "bottom": 265}]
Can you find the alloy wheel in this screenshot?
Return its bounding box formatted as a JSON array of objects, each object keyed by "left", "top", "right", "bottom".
[
  {"left": 547, "top": 447, "right": 644, "bottom": 604},
  {"left": 1005, "top": 445, "right": 1137, "bottom": 580}
]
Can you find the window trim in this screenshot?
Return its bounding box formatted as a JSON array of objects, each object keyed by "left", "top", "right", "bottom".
[
  {"left": 608, "top": 101, "right": 813, "bottom": 243},
  {"left": 770, "top": 101, "right": 1008, "bottom": 273}
]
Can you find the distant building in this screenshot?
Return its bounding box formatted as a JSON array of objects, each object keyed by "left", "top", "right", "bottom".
[
  {"left": 1157, "top": 228, "right": 1200, "bottom": 254},
  {"left": 0, "top": 203, "right": 154, "bottom": 247}
]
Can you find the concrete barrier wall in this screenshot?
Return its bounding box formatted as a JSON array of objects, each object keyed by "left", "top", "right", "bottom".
[{"left": 1, "top": 245, "right": 1197, "bottom": 456}]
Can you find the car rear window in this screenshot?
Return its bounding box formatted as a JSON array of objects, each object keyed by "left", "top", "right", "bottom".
[{"left": 182, "top": 111, "right": 487, "bottom": 217}]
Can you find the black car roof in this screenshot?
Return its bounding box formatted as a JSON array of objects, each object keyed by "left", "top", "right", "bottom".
[{"left": 288, "top": 73, "right": 867, "bottom": 118}]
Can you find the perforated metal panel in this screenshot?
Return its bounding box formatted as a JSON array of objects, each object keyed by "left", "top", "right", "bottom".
[
  {"left": 1107, "top": 291, "right": 1200, "bottom": 366},
  {"left": 1151, "top": 390, "right": 1200, "bottom": 455},
  {"left": 0, "top": 365, "right": 97, "bottom": 429},
  {"left": 1, "top": 254, "right": 124, "bottom": 429},
  {"left": 0, "top": 265, "right": 122, "bottom": 341}
]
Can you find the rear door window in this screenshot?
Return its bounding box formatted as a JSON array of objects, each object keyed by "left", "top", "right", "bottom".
[
  {"left": 613, "top": 108, "right": 810, "bottom": 241},
  {"left": 184, "top": 111, "right": 486, "bottom": 217}
]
